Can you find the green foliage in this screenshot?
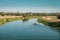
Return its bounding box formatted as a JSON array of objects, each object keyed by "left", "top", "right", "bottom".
[
  {"left": 0, "top": 12, "right": 60, "bottom": 16},
  {"left": 0, "top": 17, "right": 22, "bottom": 26},
  {"left": 38, "top": 18, "right": 60, "bottom": 27}
]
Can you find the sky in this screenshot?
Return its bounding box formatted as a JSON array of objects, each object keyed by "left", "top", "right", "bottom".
[{"left": 0, "top": 0, "right": 60, "bottom": 13}]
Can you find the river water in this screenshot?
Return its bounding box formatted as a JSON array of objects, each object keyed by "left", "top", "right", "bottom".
[{"left": 0, "top": 18, "right": 60, "bottom": 40}]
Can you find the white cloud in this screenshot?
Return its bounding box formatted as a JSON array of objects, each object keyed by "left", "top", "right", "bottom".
[{"left": 0, "top": 7, "right": 60, "bottom": 13}]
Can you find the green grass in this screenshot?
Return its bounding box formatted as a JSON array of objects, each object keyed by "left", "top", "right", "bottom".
[
  {"left": 0, "top": 17, "right": 23, "bottom": 25},
  {"left": 38, "top": 18, "right": 60, "bottom": 26}
]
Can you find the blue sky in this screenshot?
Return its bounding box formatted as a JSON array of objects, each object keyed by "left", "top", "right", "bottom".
[{"left": 0, "top": 0, "right": 60, "bottom": 13}]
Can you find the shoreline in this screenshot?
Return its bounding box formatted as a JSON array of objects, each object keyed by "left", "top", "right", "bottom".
[
  {"left": 41, "top": 16, "right": 60, "bottom": 22},
  {"left": 0, "top": 16, "right": 23, "bottom": 19}
]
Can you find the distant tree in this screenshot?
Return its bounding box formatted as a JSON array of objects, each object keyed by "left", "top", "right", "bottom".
[
  {"left": 0, "top": 12, "right": 5, "bottom": 16},
  {"left": 16, "top": 12, "right": 20, "bottom": 16},
  {"left": 57, "top": 14, "right": 60, "bottom": 19}
]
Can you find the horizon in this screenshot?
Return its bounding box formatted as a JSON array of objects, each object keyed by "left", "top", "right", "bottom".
[{"left": 0, "top": 0, "right": 60, "bottom": 13}]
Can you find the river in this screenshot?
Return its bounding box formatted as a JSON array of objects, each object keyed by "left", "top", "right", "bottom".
[{"left": 0, "top": 18, "right": 60, "bottom": 40}]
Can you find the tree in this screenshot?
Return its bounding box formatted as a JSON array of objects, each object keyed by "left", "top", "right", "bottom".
[
  {"left": 16, "top": 12, "right": 20, "bottom": 16},
  {"left": 57, "top": 14, "right": 60, "bottom": 19}
]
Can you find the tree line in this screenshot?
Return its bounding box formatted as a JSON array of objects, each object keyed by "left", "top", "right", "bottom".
[{"left": 0, "top": 12, "right": 60, "bottom": 16}]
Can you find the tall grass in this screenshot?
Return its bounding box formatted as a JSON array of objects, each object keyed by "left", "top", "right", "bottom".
[{"left": 0, "top": 17, "right": 23, "bottom": 25}]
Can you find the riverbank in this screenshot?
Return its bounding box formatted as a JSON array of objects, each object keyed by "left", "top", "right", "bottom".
[
  {"left": 0, "top": 16, "right": 60, "bottom": 29},
  {"left": 41, "top": 16, "right": 60, "bottom": 22},
  {"left": 0, "top": 16, "right": 23, "bottom": 25},
  {"left": 0, "top": 15, "right": 23, "bottom": 19},
  {"left": 38, "top": 16, "right": 60, "bottom": 30}
]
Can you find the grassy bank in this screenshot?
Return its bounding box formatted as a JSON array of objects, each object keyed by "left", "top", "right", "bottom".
[
  {"left": 38, "top": 16, "right": 60, "bottom": 30},
  {"left": 0, "top": 16, "right": 23, "bottom": 25},
  {"left": 0, "top": 16, "right": 60, "bottom": 30}
]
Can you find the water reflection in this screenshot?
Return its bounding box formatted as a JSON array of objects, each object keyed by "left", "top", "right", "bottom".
[
  {"left": 0, "top": 18, "right": 60, "bottom": 40},
  {"left": 22, "top": 19, "right": 29, "bottom": 22},
  {"left": 0, "top": 18, "right": 29, "bottom": 25}
]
